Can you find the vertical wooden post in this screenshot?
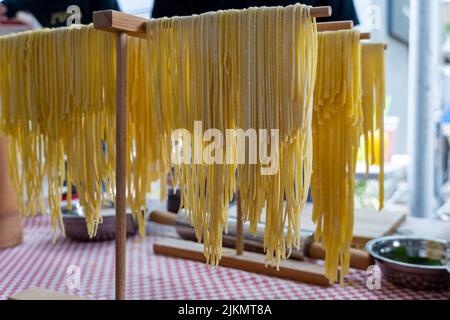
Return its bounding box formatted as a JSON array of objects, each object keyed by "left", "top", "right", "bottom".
[
  {"left": 235, "top": 191, "right": 244, "bottom": 256},
  {"left": 115, "top": 32, "right": 127, "bottom": 300}
]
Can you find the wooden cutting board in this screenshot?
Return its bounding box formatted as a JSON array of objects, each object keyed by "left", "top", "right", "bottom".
[{"left": 301, "top": 204, "right": 407, "bottom": 249}]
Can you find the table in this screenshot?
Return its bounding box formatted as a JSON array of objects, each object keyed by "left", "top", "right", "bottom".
[{"left": 0, "top": 215, "right": 448, "bottom": 300}]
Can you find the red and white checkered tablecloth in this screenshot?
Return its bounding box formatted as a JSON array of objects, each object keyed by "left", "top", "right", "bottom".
[{"left": 0, "top": 215, "right": 448, "bottom": 300}]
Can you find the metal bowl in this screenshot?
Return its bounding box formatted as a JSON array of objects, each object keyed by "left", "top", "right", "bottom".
[{"left": 366, "top": 236, "right": 450, "bottom": 291}]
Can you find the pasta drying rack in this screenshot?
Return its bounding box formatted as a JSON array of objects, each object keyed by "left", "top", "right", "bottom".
[
  {"left": 11, "top": 6, "right": 381, "bottom": 300},
  {"left": 91, "top": 7, "right": 377, "bottom": 300}
]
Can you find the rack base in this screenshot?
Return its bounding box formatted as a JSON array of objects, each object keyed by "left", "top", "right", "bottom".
[{"left": 153, "top": 239, "right": 331, "bottom": 287}]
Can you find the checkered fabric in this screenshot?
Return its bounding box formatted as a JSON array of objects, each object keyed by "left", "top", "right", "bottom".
[{"left": 0, "top": 216, "right": 448, "bottom": 300}]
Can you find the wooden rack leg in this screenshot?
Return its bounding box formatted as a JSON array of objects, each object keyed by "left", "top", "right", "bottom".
[
  {"left": 115, "top": 32, "right": 128, "bottom": 301},
  {"left": 235, "top": 191, "right": 244, "bottom": 255}
]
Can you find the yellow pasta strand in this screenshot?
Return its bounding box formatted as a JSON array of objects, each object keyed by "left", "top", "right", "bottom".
[
  {"left": 0, "top": 26, "right": 170, "bottom": 239},
  {"left": 0, "top": 25, "right": 117, "bottom": 238},
  {"left": 361, "top": 43, "right": 386, "bottom": 210},
  {"left": 1, "top": 8, "right": 379, "bottom": 285},
  {"left": 312, "top": 30, "right": 362, "bottom": 284},
  {"left": 145, "top": 4, "right": 317, "bottom": 266},
  {"left": 127, "top": 36, "right": 170, "bottom": 236}
]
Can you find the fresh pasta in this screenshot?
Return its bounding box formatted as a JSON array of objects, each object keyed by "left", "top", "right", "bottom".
[
  {"left": 145, "top": 4, "right": 317, "bottom": 266},
  {"left": 361, "top": 43, "right": 386, "bottom": 210},
  {"left": 235, "top": 6, "right": 317, "bottom": 267},
  {"left": 0, "top": 5, "right": 318, "bottom": 268},
  {"left": 126, "top": 36, "right": 170, "bottom": 236},
  {"left": 0, "top": 25, "right": 169, "bottom": 239},
  {"left": 0, "top": 25, "right": 117, "bottom": 237},
  {"left": 312, "top": 30, "right": 362, "bottom": 284},
  {"left": 0, "top": 6, "right": 386, "bottom": 286}
]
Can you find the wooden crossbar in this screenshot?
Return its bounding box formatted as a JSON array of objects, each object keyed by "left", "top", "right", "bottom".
[
  {"left": 94, "top": 7, "right": 333, "bottom": 36},
  {"left": 92, "top": 9, "right": 371, "bottom": 42},
  {"left": 317, "top": 20, "right": 353, "bottom": 32},
  {"left": 361, "top": 32, "right": 372, "bottom": 40}
]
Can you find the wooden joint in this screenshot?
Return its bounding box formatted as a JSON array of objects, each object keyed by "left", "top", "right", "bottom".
[{"left": 93, "top": 10, "right": 147, "bottom": 37}]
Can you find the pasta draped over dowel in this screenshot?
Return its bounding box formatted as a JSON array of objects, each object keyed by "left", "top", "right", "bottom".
[
  {"left": 0, "top": 6, "right": 386, "bottom": 285},
  {"left": 0, "top": 26, "right": 169, "bottom": 239},
  {"left": 145, "top": 4, "right": 318, "bottom": 267},
  {"left": 312, "top": 30, "right": 362, "bottom": 285},
  {"left": 361, "top": 43, "right": 386, "bottom": 210},
  {"left": 0, "top": 26, "right": 117, "bottom": 237}
]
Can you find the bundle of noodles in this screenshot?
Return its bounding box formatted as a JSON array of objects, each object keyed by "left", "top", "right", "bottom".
[
  {"left": 361, "top": 43, "right": 386, "bottom": 210},
  {"left": 127, "top": 37, "right": 171, "bottom": 236},
  {"left": 146, "top": 10, "right": 240, "bottom": 265},
  {"left": 0, "top": 26, "right": 171, "bottom": 239},
  {"left": 145, "top": 4, "right": 317, "bottom": 266},
  {"left": 235, "top": 6, "right": 317, "bottom": 267},
  {"left": 0, "top": 25, "right": 118, "bottom": 237},
  {"left": 311, "top": 30, "right": 362, "bottom": 284}
]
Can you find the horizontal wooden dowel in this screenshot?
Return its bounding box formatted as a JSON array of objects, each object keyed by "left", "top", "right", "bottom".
[
  {"left": 310, "top": 6, "right": 332, "bottom": 18},
  {"left": 149, "top": 210, "right": 177, "bottom": 226},
  {"left": 317, "top": 27, "right": 374, "bottom": 42},
  {"left": 94, "top": 6, "right": 331, "bottom": 37},
  {"left": 317, "top": 20, "right": 353, "bottom": 32},
  {"left": 360, "top": 32, "right": 371, "bottom": 40}
]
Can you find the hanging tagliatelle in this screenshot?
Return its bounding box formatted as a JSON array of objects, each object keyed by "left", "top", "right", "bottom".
[
  {"left": 126, "top": 36, "right": 171, "bottom": 236},
  {"left": 145, "top": 4, "right": 318, "bottom": 266},
  {"left": 311, "top": 30, "right": 363, "bottom": 285},
  {"left": 361, "top": 43, "right": 386, "bottom": 210},
  {"left": 0, "top": 25, "right": 117, "bottom": 238},
  {"left": 0, "top": 26, "right": 171, "bottom": 239},
  {"left": 1, "top": 7, "right": 380, "bottom": 285},
  {"left": 0, "top": 6, "right": 318, "bottom": 268},
  {"left": 235, "top": 6, "right": 317, "bottom": 268}
]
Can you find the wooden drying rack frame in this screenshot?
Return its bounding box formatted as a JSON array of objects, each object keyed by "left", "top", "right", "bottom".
[{"left": 92, "top": 8, "right": 377, "bottom": 300}]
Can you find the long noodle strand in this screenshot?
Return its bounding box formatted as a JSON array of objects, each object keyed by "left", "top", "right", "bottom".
[
  {"left": 361, "top": 43, "right": 386, "bottom": 210},
  {"left": 312, "top": 30, "right": 362, "bottom": 284},
  {"left": 0, "top": 25, "right": 117, "bottom": 237},
  {"left": 145, "top": 4, "right": 317, "bottom": 266}
]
